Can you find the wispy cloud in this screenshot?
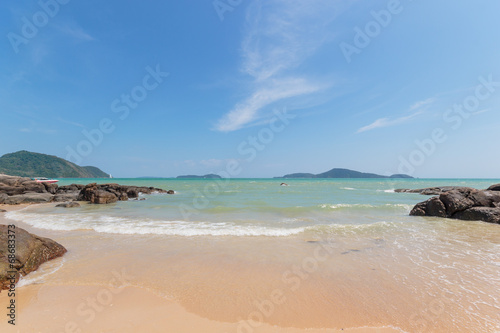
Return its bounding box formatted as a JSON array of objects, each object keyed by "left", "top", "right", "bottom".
[
  {"left": 356, "top": 97, "right": 437, "bottom": 133},
  {"left": 409, "top": 98, "right": 435, "bottom": 111},
  {"left": 214, "top": 0, "right": 344, "bottom": 132},
  {"left": 216, "top": 77, "right": 322, "bottom": 131},
  {"left": 356, "top": 111, "right": 422, "bottom": 133},
  {"left": 57, "top": 24, "right": 95, "bottom": 41}
]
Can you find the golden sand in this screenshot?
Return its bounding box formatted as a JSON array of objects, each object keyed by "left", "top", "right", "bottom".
[{"left": 1, "top": 204, "right": 499, "bottom": 332}]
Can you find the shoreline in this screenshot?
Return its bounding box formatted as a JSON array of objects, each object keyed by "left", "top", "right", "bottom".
[{"left": 0, "top": 205, "right": 403, "bottom": 333}]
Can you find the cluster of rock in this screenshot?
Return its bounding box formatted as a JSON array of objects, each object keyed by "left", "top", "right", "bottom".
[
  {"left": 0, "top": 174, "right": 173, "bottom": 205},
  {"left": 77, "top": 183, "right": 174, "bottom": 204},
  {"left": 408, "top": 184, "right": 500, "bottom": 224},
  {"left": 0, "top": 225, "right": 67, "bottom": 290},
  {"left": 395, "top": 186, "right": 472, "bottom": 196}
]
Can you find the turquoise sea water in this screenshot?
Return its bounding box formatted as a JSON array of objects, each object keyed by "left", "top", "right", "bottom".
[{"left": 7, "top": 178, "right": 500, "bottom": 236}]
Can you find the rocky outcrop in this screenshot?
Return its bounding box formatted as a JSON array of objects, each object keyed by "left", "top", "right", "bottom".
[
  {"left": 410, "top": 187, "right": 500, "bottom": 224},
  {"left": 395, "top": 186, "right": 473, "bottom": 196},
  {"left": 0, "top": 174, "right": 173, "bottom": 205},
  {"left": 77, "top": 183, "right": 171, "bottom": 204},
  {"left": 0, "top": 225, "right": 67, "bottom": 290}
]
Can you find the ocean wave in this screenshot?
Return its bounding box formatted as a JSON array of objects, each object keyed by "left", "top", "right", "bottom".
[
  {"left": 6, "top": 211, "right": 306, "bottom": 237},
  {"left": 6, "top": 209, "right": 406, "bottom": 237},
  {"left": 341, "top": 187, "right": 356, "bottom": 190}
]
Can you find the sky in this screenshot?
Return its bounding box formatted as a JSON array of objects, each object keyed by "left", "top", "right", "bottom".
[{"left": 1, "top": 0, "right": 499, "bottom": 178}]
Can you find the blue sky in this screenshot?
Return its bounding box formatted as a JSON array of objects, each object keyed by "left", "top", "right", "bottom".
[{"left": 1, "top": 0, "right": 499, "bottom": 178}]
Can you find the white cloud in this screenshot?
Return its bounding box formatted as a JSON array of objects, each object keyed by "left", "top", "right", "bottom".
[
  {"left": 356, "top": 97, "right": 438, "bottom": 133},
  {"left": 357, "top": 111, "right": 423, "bottom": 133},
  {"left": 215, "top": 77, "right": 321, "bottom": 132},
  {"left": 214, "top": 0, "right": 343, "bottom": 132},
  {"left": 409, "top": 98, "right": 435, "bottom": 111},
  {"left": 58, "top": 24, "right": 95, "bottom": 41}
]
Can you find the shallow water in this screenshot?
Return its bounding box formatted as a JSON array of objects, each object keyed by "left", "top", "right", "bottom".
[{"left": 7, "top": 178, "right": 500, "bottom": 332}]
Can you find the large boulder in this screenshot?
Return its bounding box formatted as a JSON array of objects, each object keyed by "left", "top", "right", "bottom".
[
  {"left": 0, "top": 225, "right": 67, "bottom": 290},
  {"left": 78, "top": 184, "right": 119, "bottom": 204}
]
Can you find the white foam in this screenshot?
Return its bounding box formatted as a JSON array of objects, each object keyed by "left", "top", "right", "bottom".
[
  {"left": 6, "top": 210, "right": 306, "bottom": 237},
  {"left": 341, "top": 187, "right": 356, "bottom": 190},
  {"left": 16, "top": 257, "right": 65, "bottom": 288}
]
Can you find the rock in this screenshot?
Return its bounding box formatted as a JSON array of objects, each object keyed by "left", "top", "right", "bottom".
[
  {"left": 0, "top": 209, "right": 6, "bottom": 213},
  {"left": 396, "top": 186, "right": 473, "bottom": 195},
  {"left": 487, "top": 184, "right": 500, "bottom": 191},
  {"left": 53, "top": 192, "right": 79, "bottom": 202},
  {"left": 57, "top": 184, "right": 85, "bottom": 193},
  {"left": 0, "top": 193, "right": 8, "bottom": 204},
  {"left": 439, "top": 189, "right": 475, "bottom": 216},
  {"left": 426, "top": 197, "right": 447, "bottom": 218},
  {"left": 4, "top": 196, "right": 24, "bottom": 205},
  {"left": 453, "top": 207, "right": 500, "bottom": 224},
  {"left": 79, "top": 184, "right": 118, "bottom": 204},
  {"left": 5, "top": 193, "right": 54, "bottom": 204},
  {"left": 410, "top": 201, "right": 427, "bottom": 216},
  {"left": 1, "top": 175, "right": 173, "bottom": 205},
  {"left": 77, "top": 183, "right": 169, "bottom": 204},
  {"left": 43, "top": 182, "right": 58, "bottom": 194},
  {"left": 410, "top": 185, "right": 500, "bottom": 224},
  {"left": 0, "top": 225, "right": 67, "bottom": 290},
  {"left": 56, "top": 202, "right": 80, "bottom": 208}
]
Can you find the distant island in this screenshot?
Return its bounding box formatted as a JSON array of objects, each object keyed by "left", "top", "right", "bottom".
[
  {"left": 275, "top": 168, "right": 413, "bottom": 179},
  {"left": 176, "top": 174, "right": 222, "bottom": 179},
  {"left": 0, "top": 150, "right": 111, "bottom": 178}
]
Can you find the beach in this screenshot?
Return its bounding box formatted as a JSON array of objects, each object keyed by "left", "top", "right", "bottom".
[{"left": 1, "top": 179, "right": 500, "bottom": 332}]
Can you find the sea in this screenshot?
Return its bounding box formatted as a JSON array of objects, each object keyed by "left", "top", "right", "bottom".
[{"left": 6, "top": 178, "right": 500, "bottom": 332}]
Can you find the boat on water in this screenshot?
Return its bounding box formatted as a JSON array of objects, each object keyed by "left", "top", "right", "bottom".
[{"left": 31, "top": 177, "right": 59, "bottom": 184}]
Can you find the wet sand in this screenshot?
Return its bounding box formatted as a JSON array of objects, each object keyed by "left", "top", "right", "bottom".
[{"left": 1, "top": 204, "right": 499, "bottom": 332}]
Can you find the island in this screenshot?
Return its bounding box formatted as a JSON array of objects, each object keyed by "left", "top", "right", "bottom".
[
  {"left": 275, "top": 168, "right": 413, "bottom": 179},
  {"left": 0, "top": 151, "right": 111, "bottom": 178},
  {"left": 176, "top": 174, "right": 222, "bottom": 179}
]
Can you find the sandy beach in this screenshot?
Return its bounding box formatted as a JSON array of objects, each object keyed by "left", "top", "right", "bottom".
[{"left": 0, "top": 203, "right": 407, "bottom": 333}]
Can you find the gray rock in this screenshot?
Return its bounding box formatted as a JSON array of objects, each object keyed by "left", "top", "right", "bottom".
[
  {"left": 55, "top": 202, "right": 80, "bottom": 208},
  {"left": 0, "top": 193, "right": 8, "bottom": 204},
  {"left": 0, "top": 209, "right": 6, "bottom": 213},
  {"left": 53, "top": 192, "right": 79, "bottom": 202},
  {"left": 5, "top": 193, "right": 54, "bottom": 204},
  {"left": 396, "top": 186, "right": 473, "bottom": 195}
]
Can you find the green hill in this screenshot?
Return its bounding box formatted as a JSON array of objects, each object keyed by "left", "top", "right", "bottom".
[
  {"left": 0, "top": 151, "right": 110, "bottom": 178},
  {"left": 277, "top": 168, "right": 413, "bottom": 179}
]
